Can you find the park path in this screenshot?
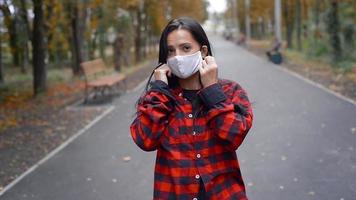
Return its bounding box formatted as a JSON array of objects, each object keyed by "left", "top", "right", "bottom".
[{"left": 1, "top": 34, "right": 355, "bottom": 200}]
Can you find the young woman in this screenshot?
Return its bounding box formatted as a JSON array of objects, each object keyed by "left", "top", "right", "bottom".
[{"left": 130, "top": 17, "right": 254, "bottom": 200}]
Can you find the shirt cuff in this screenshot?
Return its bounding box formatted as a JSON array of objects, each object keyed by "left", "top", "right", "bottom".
[
  {"left": 150, "top": 80, "right": 169, "bottom": 90},
  {"left": 198, "top": 83, "right": 227, "bottom": 108},
  {"left": 148, "top": 80, "right": 175, "bottom": 100}
]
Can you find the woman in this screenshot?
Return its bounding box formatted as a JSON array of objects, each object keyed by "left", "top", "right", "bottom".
[{"left": 130, "top": 17, "right": 253, "bottom": 200}]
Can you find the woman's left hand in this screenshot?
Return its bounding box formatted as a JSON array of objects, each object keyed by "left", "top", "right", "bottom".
[{"left": 199, "top": 56, "right": 218, "bottom": 88}]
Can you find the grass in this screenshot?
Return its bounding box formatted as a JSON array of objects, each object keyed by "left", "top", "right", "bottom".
[
  {"left": 0, "top": 67, "right": 75, "bottom": 97},
  {"left": 0, "top": 52, "right": 157, "bottom": 100},
  {"left": 249, "top": 38, "right": 355, "bottom": 73}
]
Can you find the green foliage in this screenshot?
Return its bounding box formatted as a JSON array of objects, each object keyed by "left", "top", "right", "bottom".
[
  {"left": 0, "top": 0, "right": 209, "bottom": 95},
  {"left": 306, "top": 37, "right": 329, "bottom": 58},
  {"left": 333, "top": 60, "right": 354, "bottom": 71}
]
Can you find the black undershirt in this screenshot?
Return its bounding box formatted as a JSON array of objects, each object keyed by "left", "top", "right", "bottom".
[{"left": 182, "top": 89, "right": 200, "bottom": 115}]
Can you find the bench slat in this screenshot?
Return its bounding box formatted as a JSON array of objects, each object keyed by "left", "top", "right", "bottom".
[
  {"left": 81, "top": 59, "right": 106, "bottom": 76},
  {"left": 80, "top": 58, "right": 126, "bottom": 103},
  {"left": 87, "top": 74, "right": 125, "bottom": 87}
]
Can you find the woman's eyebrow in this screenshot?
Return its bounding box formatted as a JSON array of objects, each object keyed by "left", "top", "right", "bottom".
[
  {"left": 178, "top": 42, "right": 191, "bottom": 47},
  {"left": 167, "top": 42, "right": 191, "bottom": 48}
]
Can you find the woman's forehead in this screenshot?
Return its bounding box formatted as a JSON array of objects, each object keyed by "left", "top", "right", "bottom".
[{"left": 167, "top": 29, "right": 198, "bottom": 46}]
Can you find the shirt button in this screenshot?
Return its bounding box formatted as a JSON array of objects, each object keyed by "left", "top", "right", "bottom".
[
  {"left": 192, "top": 131, "right": 196, "bottom": 135},
  {"left": 188, "top": 114, "right": 193, "bottom": 118},
  {"left": 196, "top": 154, "right": 201, "bottom": 158},
  {"left": 195, "top": 174, "right": 200, "bottom": 179},
  {"left": 193, "top": 198, "right": 198, "bottom": 200},
  {"left": 179, "top": 93, "right": 183, "bottom": 96}
]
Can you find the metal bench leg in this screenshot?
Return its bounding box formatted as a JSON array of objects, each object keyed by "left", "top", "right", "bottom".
[{"left": 84, "top": 86, "right": 89, "bottom": 104}]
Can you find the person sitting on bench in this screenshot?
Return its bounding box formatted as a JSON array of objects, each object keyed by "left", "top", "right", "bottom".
[{"left": 266, "top": 37, "right": 282, "bottom": 64}]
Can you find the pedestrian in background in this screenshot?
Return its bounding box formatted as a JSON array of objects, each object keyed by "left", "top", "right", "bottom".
[{"left": 130, "top": 17, "right": 254, "bottom": 200}]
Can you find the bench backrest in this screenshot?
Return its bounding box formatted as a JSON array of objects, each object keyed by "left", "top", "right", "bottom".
[{"left": 80, "top": 59, "right": 107, "bottom": 77}]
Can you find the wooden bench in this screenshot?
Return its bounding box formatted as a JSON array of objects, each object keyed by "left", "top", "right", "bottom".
[{"left": 80, "top": 59, "right": 126, "bottom": 103}]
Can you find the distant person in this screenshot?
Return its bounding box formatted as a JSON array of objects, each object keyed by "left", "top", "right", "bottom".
[
  {"left": 237, "top": 33, "right": 247, "bottom": 47},
  {"left": 266, "top": 37, "right": 282, "bottom": 64},
  {"left": 130, "top": 17, "right": 254, "bottom": 199}
]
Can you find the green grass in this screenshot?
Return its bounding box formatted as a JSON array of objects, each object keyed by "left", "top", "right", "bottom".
[
  {"left": 0, "top": 67, "right": 74, "bottom": 96},
  {"left": 0, "top": 53, "right": 157, "bottom": 97}
]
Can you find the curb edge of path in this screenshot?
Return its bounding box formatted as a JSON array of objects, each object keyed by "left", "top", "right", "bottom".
[
  {"left": 0, "top": 105, "right": 116, "bottom": 197},
  {"left": 127, "top": 77, "right": 149, "bottom": 93},
  {"left": 246, "top": 49, "right": 356, "bottom": 106}
]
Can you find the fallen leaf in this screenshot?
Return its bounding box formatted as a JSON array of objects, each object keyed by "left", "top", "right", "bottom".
[
  {"left": 351, "top": 127, "right": 356, "bottom": 134},
  {"left": 281, "top": 155, "right": 287, "bottom": 161},
  {"left": 122, "top": 156, "right": 131, "bottom": 162}
]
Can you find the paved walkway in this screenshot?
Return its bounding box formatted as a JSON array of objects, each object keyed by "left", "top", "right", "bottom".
[{"left": 1, "top": 34, "right": 355, "bottom": 200}]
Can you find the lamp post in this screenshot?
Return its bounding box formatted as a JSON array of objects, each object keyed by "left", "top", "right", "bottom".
[
  {"left": 231, "top": 0, "right": 240, "bottom": 41},
  {"left": 245, "top": 0, "right": 251, "bottom": 46},
  {"left": 274, "top": 0, "right": 282, "bottom": 42}
]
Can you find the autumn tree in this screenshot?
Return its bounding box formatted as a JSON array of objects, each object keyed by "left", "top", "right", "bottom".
[
  {"left": 17, "top": 0, "right": 31, "bottom": 72},
  {"left": 0, "top": 1, "right": 20, "bottom": 67},
  {"left": 63, "top": 0, "right": 88, "bottom": 75},
  {"left": 0, "top": 30, "right": 3, "bottom": 85},
  {"left": 326, "top": 0, "right": 342, "bottom": 61},
  {"left": 32, "top": 0, "right": 46, "bottom": 95},
  {"left": 169, "top": 0, "right": 208, "bottom": 23},
  {"left": 282, "top": 0, "right": 295, "bottom": 48},
  {"left": 43, "top": 1, "right": 70, "bottom": 66}
]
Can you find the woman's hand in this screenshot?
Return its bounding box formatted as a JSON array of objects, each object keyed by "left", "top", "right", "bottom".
[
  {"left": 199, "top": 56, "right": 218, "bottom": 88},
  {"left": 154, "top": 64, "right": 171, "bottom": 84}
]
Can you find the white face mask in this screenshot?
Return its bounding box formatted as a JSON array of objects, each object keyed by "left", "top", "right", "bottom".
[{"left": 167, "top": 51, "right": 203, "bottom": 79}]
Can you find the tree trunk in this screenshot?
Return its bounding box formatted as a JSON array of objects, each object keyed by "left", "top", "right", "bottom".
[
  {"left": 32, "top": 0, "right": 47, "bottom": 95},
  {"left": 0, "top": 33, "right": 4, "bottom": 85},
  {"left": 134, "top": 9, "right": 142, "bottom": 63},
  {"left": 283, "top": 0, "right": 294, "bottom": 49},
  {"left": 296, "top": 0, "right": 302, "bottom": 51},
  {"left": 44, "top": 2, "right": 55, "bottom": 63},
  {"left": 113, "top": 35, "right": 123, "bottom": 72},
  {"left": 314, "top": 0, "right": 321, "bottom": 33},
  {"left": 99, "top": 27, "right": 106, "bottom": 60},
  {"left": 89, "top": 30, "right": 98, "bottom": 60},
  {"left": 19, "top": 0, "right": 30, "bottom": 73},
  {"left": 97, "top": 7, "right": 106, "bottom": 61},
  {"left": 0, "top": 4, "right": 20, "bottom": 66},
  {"left": 327, "top": 0, "right": 342, "bottom": 61},
  {"left": 71, "top": 3, "right": 84, "bottom": 75}
]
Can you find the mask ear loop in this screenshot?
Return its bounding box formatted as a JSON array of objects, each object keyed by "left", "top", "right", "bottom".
[
  {"left": 198, "top": 53, "right": 205, "bottom": 88},
  {"left": 144, "top": 63, "right": 164, "bottom": 92},
  {"left": 136, "top": 63, "right": 164, "bottom": 106}
]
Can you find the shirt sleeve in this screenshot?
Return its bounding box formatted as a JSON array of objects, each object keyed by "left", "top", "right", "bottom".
[
  {"left": 130, "top": 80, "right": 173, "bottom": 151},
  {"left": 198, "top": 82, "right": 253, "bottom": 151}
]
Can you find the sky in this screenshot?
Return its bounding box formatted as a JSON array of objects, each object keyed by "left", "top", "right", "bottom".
[{"left": 207, "top": 0, "right": 227, "bottom": 13}]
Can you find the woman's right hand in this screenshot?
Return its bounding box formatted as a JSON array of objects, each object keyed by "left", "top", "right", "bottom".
[{"left": 154, "top": 64, "right": 171, "bottom": 84}]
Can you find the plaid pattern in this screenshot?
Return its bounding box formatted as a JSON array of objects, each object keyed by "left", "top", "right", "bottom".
[{"left": 130, "top": 79, "right": 253, "bottom": 200}]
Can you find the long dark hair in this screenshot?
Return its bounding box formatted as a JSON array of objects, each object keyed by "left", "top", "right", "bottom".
[{"left": 138, "top": 17, "right": 213, "bottom": 105}]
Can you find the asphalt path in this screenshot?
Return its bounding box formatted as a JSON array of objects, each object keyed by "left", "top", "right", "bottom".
[{"left": 1, "top": 34, "right": 355, "bottom": 200}]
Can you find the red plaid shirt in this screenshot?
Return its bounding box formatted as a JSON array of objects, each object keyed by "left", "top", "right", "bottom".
[{"left": 130, "top": 79, "right": 253, "bottom": 200}]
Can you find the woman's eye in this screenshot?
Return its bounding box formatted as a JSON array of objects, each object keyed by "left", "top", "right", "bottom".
[
  {"left": 183, "top": 46, "right": 191, "bottom": 51},
  {"left": 168, "top": 49, "right": 174, "bottom": 55}
]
